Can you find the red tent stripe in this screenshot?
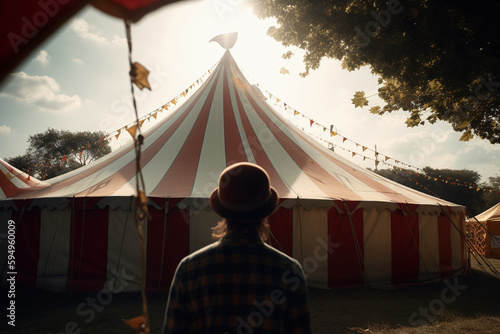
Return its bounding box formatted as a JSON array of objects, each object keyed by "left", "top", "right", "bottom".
[
  {"left": 0, "top": 159, "right": 40, "bottom": 187},
  {"left": 13, "top": 142, "right": 136, "bottom": 199},
  {"left": 146, "top": 198, "right": 189, "bottom": 291},
  {"left": 222, "top": 67, "right": 248, "bottom": 166},
  {"left": 391, "top": 210, "right": 420, "bottom": 285},
  {"left": 231, "top": 78, "right": 291, "bottom": 196},
  {"left": 328, "top": 209, "right": 364, "bottom": 287},
  {"left": 244, "top": 89, "right": 361, "bottom": 201},
  {"left": 459, "top": 213, "right": 467, "bottom": 270},
  {"left": 267, "top": 204, "right": 293, "bottom": 256},
  {"left": 0, "top": 171, "right": 21, "bottom": 198},
  {"left": 151, "top": 67, "right": 221, "bottom": 197},
  {"left": 68, "top": 201, "right": 109, "bottom": 292},
  {"left": 303, "top": 131, "right": 421, "bottom": 205},
  {"left": 438, "top": 214, "right": 453, "bottom": 276}
]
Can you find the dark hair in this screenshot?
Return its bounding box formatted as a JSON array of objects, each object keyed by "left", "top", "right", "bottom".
[{"left": 212, "top": 219, "right": 270, "bottom": 241}]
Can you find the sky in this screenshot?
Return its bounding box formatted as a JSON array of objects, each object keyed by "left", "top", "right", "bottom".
[{"left": 0, "top": 0, "right": 499, "bottom": 183}]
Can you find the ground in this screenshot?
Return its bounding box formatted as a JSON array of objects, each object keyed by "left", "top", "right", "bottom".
[{"left": 1, "top": 258, "right": 499, "bottom": 333}]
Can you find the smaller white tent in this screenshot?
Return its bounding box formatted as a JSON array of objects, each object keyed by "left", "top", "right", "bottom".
[{"left": 474, "top": 202, "right": 500, "bottom": 258}]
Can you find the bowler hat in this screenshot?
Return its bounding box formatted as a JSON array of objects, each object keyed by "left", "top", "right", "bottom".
[{"left": 209, "top": 162, "right": 279, "bottom": 221}]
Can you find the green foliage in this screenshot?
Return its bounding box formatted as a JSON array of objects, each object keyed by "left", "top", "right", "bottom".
[
  {"left": 371, "top": 167, "right": 497, "bottom": 215},
  {"left": 482, "top": 175, "right": 500, "bottom": 209},
  {"left": 5, "top": 154, "right": 35, "bottom": 175},
  {"left": 6, "top": 128, "right": 111, "bottom": 179},
  {"left": 252, "top": 0, "right": 500, "bottom": 143}
]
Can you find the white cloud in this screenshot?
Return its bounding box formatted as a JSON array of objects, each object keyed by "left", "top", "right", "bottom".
[
  {"left": 72, "top": 58, "right": 84, "bottom": 65},
  {"left": 71, "top": 18, "right": 126, "bottom": 47},
  {"left": 0, "top": 125, "right": 11, "bottom": 134},
  {"left": 35, "top": 50, "right": 50, "bottom": 65},
  {"left": 1, "top": 72, "right": 81, "bottom": 113}
]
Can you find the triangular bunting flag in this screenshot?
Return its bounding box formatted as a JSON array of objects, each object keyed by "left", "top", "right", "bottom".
[
  {"left": 126, "top": 125, "right": 138, "bottom": 139},
  {"left": 130, "top": 62, "right": 151, "bottom": 90},
  {"left": 330, "top": 131, "right": 337, "bottom": 137},
  {"left": 385, "top": 156, "right": 390, "bottom": 161},
  {"left": 171, "top": 98, "right": 177, "bottom": 105},
  {"left": 362, "top": 146, "right": 367, "bottom": 152},
  {"left": 139, "top": 119, "right": 145, "bottom": 127},
  {"left": 152, "top": 112, "right": 157, "bottom": 119},
  {"left": 342, "top": 137, "right": 347, "bottom": 143},
  {"left": 294, "top": 111, "right": 300, "bottom": 116},
  {"left": 310, "top": 120, "right": 315, "bottom": 127}
]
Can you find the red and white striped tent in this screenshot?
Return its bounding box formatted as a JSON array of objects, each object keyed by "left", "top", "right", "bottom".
[{"left": 0, "top": 47, "right": 468, "bottom": 292}]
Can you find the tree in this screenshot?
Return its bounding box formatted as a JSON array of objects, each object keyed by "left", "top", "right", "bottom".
[
  {"left": 371, "top": 167, "right": 488, "bottom": 215},
  {"left": 6, "top": 128, "right": 111, "bottom": 179},
  {"left": 482, "top": 175, "right": 500, "bottom": 209},
  {"left": 251, "top": 0, "right": 500, "bottom": 143}
]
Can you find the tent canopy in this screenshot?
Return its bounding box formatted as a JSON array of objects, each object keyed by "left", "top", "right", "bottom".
[
  {"left": 0, "top": 45, "right": 468, "bottom": 292},
  {"left": 0, "top": 0, "right": 180, "bottom": 84},
  {"left": 1, "top": 49, "right": 462, "bottom": 215},
  {"left": 475, "top": 202, "right": 500, "bottom": 223}
]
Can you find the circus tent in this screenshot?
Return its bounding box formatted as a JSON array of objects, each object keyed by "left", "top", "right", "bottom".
[
  {"left": 473, "top": 202, "right": 500, "bottom": 259},
  {"left": 0, "top": 46, "right": 468, "bottom": 292}
]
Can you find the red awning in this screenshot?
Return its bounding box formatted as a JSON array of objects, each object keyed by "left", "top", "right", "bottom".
[{"left": 0, "top": 0, "right": 180, "bottom": 83}]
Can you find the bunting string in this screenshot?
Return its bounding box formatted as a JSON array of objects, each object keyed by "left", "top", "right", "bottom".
[
  {"left": 23, "top": 61, "right": 219, "bottom": 180},
  {"left": 254, "top": 84, "right": 499, "bottom": 195},
  {"left": 16, "top": 62, "right": 500, "bottom": 195}
]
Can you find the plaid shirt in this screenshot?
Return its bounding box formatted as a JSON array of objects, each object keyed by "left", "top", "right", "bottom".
[{"left": 163, "top": 233, "right": 312, "bottom": 334}]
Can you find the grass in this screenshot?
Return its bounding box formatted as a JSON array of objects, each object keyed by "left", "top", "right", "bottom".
[{"left": 1, "top": 258, "right": 499, "bottom": 333}]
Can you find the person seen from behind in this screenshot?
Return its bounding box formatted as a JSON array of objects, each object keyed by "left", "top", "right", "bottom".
[{"left": 163, "top": 162, "right": 312, "bottom": 333}]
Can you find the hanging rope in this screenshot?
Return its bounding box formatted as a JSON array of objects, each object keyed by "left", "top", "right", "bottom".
[{"left": 124, "top": 19, "right": 151, "bottom": 334}]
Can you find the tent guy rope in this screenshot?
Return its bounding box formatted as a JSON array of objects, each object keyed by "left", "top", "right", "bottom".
[{"left": 124, "top": 19, "right": 151, "bottom": 334}]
